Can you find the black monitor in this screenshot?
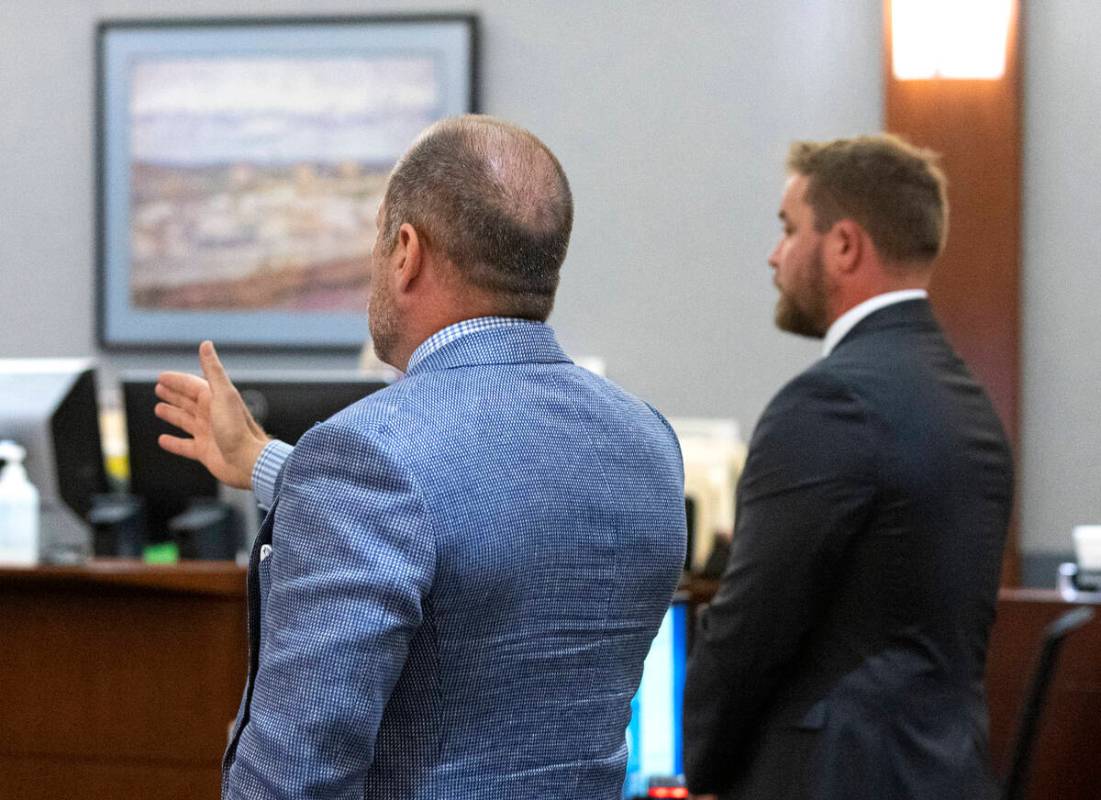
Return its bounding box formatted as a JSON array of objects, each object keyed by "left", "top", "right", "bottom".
[
  {"left": 233, "top": 375, "right": 390, "bottom": 447},
  {"left": 0, "top": 359, "right": 109, "bottom": 560},
  {"left": 123, "top": 372, "right": 389, "bottom": 536}
]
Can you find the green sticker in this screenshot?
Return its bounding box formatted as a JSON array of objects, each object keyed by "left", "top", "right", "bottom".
[{"left": 143, "top": 541, "right": 179, "bottom": 564}]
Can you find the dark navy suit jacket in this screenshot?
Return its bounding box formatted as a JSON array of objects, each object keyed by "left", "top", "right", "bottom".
[
  {"left": 223, "top": 323, "right": 687, "bottom": 799},
  {"left": 684, "top": 300, "right": 1014, "bottom": 800}
]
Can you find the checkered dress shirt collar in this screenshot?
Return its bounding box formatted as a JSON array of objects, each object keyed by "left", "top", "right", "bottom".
[{"left": 406, "top": 316, "right": 544, "bottom": 373}]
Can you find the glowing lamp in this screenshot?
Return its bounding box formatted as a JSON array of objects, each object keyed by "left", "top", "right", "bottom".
[{"left": 891, "top": 0, "right": 1014, "bottom": 79}]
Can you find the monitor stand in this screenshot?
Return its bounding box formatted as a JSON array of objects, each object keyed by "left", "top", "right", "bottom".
[{"left": 40, "top": 501, "right": 92, "bottom": 564}]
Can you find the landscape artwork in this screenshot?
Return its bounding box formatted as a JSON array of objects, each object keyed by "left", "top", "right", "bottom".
[
  {"left": 128, "top": 56, "right": 437, "bottom": 313},
  {"left": 97, "top": 17, "right": 476, "bottom": 348}
]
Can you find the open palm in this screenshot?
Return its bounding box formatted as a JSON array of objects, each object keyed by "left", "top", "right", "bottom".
[{"left": 155, "top": 341, "right": 270, "bottom": 489}]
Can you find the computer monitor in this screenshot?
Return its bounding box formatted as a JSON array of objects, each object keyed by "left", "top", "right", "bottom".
[
  {"left": 233, "top": 375, "right": 390, "bottom": 446},
  {"left": 123, "top": 372, "right": 389, "bottom": 536},
  {"left": 122, "top": 377, "right": 218, "bottom": 539},
  {"left": 624, "top": 594, "right": 689, "bottom": 799},
  {"left": 0, "top": 359, "right": 109, "bottom": 560}
]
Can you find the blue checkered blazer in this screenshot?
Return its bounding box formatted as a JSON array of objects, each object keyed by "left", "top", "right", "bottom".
[{"left": 222, "top": 323, "right": 687, "bottom": 799}]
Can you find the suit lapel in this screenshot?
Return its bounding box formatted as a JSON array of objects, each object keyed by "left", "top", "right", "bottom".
[
  {"left": 224, "top": 498, "right": 277, "bottom": 771},
  {"left": 247, "top": 503, "right": 276, "bottom": 678}
]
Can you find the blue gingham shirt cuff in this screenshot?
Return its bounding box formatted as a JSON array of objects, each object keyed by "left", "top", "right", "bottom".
[{"left": 252, "top": 439, "right": 294, "bottom": 510}]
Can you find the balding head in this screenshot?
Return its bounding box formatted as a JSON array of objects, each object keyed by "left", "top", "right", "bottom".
[{"left": 378, "top": 115, "right": 573, "bottom": 320}]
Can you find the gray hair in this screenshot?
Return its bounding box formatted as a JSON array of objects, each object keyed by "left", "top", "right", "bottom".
[{"left": 380, "top": 115, "right": 573, "bottom": 320}]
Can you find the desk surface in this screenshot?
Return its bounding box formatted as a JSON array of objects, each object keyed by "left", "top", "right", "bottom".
[
  {"left": 4, "top": 562, "right": 1089, "bottom": 603},
  {"left": 0, "top": 557, "right": 246, "bottom": 596}
]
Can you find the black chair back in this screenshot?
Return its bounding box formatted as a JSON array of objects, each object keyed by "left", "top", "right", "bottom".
[{"left": 1001, "top": 606, "right": 1095, "bottom": 800}]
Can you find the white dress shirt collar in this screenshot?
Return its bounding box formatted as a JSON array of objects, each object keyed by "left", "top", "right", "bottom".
[{"left": 822, "top": 289, "right": 928, "bottom": 357}]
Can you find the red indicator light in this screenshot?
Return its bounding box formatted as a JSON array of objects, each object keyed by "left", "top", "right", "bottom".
[{"left": 647, "top": 788, "right": 689, "bottom": 799}]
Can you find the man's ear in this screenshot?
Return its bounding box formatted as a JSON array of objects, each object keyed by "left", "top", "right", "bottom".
[
  {"left": 826, "top": 219, "right": 863, "bottom": 275},
  {"left": 393, "top": 222, "right": 424, "bottom": 293}
]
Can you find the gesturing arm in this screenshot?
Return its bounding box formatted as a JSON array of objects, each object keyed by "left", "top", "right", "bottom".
[{"left": 224, "top": 418, "right": 436, "bottom": 800}]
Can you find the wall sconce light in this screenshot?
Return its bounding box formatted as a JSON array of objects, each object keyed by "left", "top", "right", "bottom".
[{"left": 891, "top": 0, "right": 1014, "bottom": 79}]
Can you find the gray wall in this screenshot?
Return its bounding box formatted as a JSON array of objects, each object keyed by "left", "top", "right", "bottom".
[
  {"left": 0, "top": 0, "right": 880, "bottom": 413},
  {"left": 1021, "top": 1, "right": 1101, "bottom": 562},
  {"left": 1, "top": 1, "right": 1095, "bottom": 564}
]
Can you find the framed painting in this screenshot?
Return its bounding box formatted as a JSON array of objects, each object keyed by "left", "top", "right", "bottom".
[{"left": 96, "top": 15, "right": 478, "bottom": 349}]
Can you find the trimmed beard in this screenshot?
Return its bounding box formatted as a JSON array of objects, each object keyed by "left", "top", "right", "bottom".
[{"left": 774, "top": 246, "right": 830, "bottom": 339}]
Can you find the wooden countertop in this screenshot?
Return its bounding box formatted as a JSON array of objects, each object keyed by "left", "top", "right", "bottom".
[{"left": 0, "top": 558, "right": 246, "bottom": 597}]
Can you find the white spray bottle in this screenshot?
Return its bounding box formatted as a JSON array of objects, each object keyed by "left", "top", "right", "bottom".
[{"left": 0, "top": 440, "right": 40, "bottom": 565}]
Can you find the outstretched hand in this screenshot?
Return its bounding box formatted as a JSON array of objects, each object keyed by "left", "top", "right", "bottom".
[{"left": 155, "top": 340, "right": 270, "bottom": 489}]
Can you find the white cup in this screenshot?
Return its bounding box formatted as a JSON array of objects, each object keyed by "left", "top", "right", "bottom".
[{"left": 1072, "top": 525, "right": 1101, "bottom": 572}]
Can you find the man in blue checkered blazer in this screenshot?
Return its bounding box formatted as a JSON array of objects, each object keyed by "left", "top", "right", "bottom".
[{"left": 156, "top": 115, "right": 687, "bottom": 799}]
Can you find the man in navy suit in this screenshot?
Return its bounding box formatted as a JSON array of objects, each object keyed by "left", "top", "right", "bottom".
[
  {"left": 683, "top": 135, "right": 1014, "bottom": 800},
  {"left": 156, "top": 115, "right": 687, "bottom": 799}
]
